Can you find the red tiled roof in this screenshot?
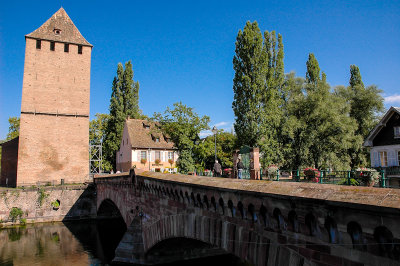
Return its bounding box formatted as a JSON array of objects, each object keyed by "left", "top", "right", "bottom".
[
  {"left": 26, "top": 7, "right": 92, "bottom": 47},
  {"left": 126, "top": 119, "right": 175, "bottom": 150}
]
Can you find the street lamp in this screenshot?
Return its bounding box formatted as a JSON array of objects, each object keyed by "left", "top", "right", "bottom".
[{"left": 212, "top": 126, "right": 217, "bottom": 161}]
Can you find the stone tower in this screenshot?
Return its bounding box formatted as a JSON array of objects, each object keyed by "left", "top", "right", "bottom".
[{"left": 17, "top": 8, "right": 92, "bottom": 185}]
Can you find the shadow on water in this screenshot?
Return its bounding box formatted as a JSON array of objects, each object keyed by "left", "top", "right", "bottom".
[{"left": 63, "top": 218, "right": 127, "bottom": 264}]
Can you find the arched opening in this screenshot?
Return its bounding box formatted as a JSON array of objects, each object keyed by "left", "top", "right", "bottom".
[
  {"left": 237, "top": 201, "right": 244, "bottom": 219},
  {"left": 288, "top": 210, "right": 299, "bottom": 233},
  {"left": 197, "top": 194, "right": 203, "bottom": 208},
  {"left": 203, "top": 195, "right": 209, "bottom": 210},
  {"left": 305, "top": 212, "right": 317, "bottom": 236},
  {"left": 259, "top": 205, "right": 268, "bottom": 227},
  {"left": 228, "top": 200, "right": 235, "bottom": 217},
  {"left": 324, "top": 216, "right": 339, "bottom": 243},
  {"left": 211, "top": 197, "right": 217, "bottom": 212},
  {"left": 347, "top": 221, "right": 363, "bottom": 250},
  {"left": 373, "top": 226, "right": 397, "bottom": 259},
  {"left": 273, "top": 208, "right": 286, "bottom": 230},
  {"left": 145, "top": 237, "right": 243, "bottom": 265},
  {"left": 95, "top": 199, "right": 127, "bottom": 263},
  {"left": 247, "top": 204, "right": 257, "bottom": 222},
  {"left": 218, "top": 198, "right": 225, "bottom": 215}
]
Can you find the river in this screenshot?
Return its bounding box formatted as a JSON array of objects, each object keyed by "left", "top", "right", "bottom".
[{"left": 0, "top": 219, "right": 244, "bottom": 265}]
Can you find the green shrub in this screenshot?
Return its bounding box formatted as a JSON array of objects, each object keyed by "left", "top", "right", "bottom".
[
  {"left": 37, "top": 188, "right": 49, "bottom": 206},
  {"left": 20, "top": 218, "right": 27, "bottom": 225},
  {"left": 51, "top": 200, "right": 60, "bottom": 208},
  {"left": 9, "top": 207, "right": 23, "bottom": 222}
]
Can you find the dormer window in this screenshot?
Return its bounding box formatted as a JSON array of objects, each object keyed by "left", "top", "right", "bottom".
[
  {"left": 395, "top": 127, "right": 400, "bottom": 138},
  {"left": 54, "top": 28, "right": 62, "bottom": 35},
  {"left": 155, "top": 137, "right": 160, "bottom": 143},
  {"left": 142, "top": 122, "right": 150, "bottom": 129}
]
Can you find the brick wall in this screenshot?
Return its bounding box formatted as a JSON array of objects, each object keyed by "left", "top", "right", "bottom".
[{"left": 17, "top": 38, "right": 91, "bottom": 185}]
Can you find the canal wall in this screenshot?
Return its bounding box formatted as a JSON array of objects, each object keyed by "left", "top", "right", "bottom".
[{"left": 0, "top": 184, "right": 96, "bottom": 225}]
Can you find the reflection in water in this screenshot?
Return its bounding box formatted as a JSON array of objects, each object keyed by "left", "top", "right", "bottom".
[
  {"left": 0, "top": 218, "right": 126, "bottom": 266},
  {"left": 0, "top": 219, "right": 244, "bottom": 265}
]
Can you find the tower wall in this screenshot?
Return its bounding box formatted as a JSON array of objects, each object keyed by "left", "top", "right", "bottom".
[{"left": 17, "top": 38, "right": 91, "bottom": 185}]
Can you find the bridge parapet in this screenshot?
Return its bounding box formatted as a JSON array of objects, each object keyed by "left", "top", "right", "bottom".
[{"left": 94, "top": 170, "right": 400, "bottom": 265}]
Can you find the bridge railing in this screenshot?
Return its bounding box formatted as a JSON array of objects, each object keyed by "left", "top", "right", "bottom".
[{"left": 193, "top": 167, "right": 400, "bottom": 188}]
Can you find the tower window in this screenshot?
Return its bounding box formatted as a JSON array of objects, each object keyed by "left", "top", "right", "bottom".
[
  {"left": 53, "top": 28, "right": 62, "bottom": 35},
  {"left": 78, "top": 45, "right": 82, "bottom": 54},
  {"left": 36, "top": 40, "right": 41, "bottom": 49},
  {"left": 64, "top": 43, "right": 69, "bottom": 53},
  {"left": 50, "top": 41, "right": 55, "bottom": 51}
]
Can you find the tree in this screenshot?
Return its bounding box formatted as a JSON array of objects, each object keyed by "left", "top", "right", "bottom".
[
  {"left": 104, "top": 61, "right": 142, "bottom": 170},
  {"left": 335, "top": 65, "right": 384, "bottom": 167},
  {"left": 305, "top": 53, "right": 320, "bottom": 85},
  {"left": 7, "top": 117, "right": 20, "bottom": 140},
  {"left": 232, "top": 22, "right": 286, "bottom": 167},
  {"left": 259, "top": 31, "right": 285, "bottom": 167},
  {"left": 193, "top": 131, "right": 237, "bottom": 170},
  {"left": 153, "top": 102, "right": 210, "bottom": 174},
  {"left": 232, "top": 21, "right": 266, "bottom": 148}
]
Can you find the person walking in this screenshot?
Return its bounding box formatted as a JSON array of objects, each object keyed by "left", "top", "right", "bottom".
[
  {"left": 237, "top": 159, "right": 244, "bottom": 179},
  {"left": 213, "top": 160, "right": 222, "bottom": 177}
]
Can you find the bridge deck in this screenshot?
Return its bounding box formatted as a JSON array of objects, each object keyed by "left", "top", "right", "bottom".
[{"left": 95, "top": 170, "right": 400, "bottom": 210}]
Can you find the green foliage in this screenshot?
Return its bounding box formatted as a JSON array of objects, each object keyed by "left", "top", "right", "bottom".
[
  {"left": 193, "top": 131, "right": 237, "bottom": 169},
  {"left": 338, "top": 178, "right": 359, "bottom": 186},
  {"left": 232, "top": 21, "right": 286, "bottom": 167},
  {"left": 153, "top": 102, "right": 210, "bottom": 174},
  {"left": 20, "top": 218, "right": 27, "bottom": 225},
  {"left": 89, "top": 113, "right": 112, "bottom": 172},
  {"left": 9, "top": 207, "right": 23, "bottom": 222},
  {"left": 51, "top": 200, "right": 60, "bottom": 208},
  {"left": 104, "top": 61, "right": 142, "bottom": 170},
  {"left": 305, "top": 53, "right": 320, "bottom": 85},
  {"left": 335, "top": 65, "right": 384, "bottom": 168},
  {"left": 37, "top": 188, "right": 49, "bottom": 206},
  {"left": 7, "top": 117, "right": 20, "bottom": 141}
]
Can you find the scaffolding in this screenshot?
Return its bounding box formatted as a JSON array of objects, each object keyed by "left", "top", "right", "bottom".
[{"left": 89, "top": 144, "right": 103, "bottom": 177}]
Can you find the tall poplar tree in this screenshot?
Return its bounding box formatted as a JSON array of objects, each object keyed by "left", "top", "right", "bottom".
[
  {"left": 103, "top": 61, "right": 142, "bottom": 170},
  {"left": 335, "top": 65, "right": 384, "bottom": 167},
  {"left": 232, "top": 21, "right": 266, "bottom": 148}
]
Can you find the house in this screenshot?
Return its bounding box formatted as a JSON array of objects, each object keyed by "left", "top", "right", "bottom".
[
  {"left": 116, "top": 119, "right": 179, "bottom": 173},
  {"left": 364, "top": 106, "right": 400, "bottom": 187}
]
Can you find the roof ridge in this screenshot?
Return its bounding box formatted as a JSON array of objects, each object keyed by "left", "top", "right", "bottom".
[{"left": 26, "top": 7, "right": 92, "bottom": 47}]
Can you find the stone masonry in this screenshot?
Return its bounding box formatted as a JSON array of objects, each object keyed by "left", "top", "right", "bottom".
[{"left": 17, "top": 8, "right": 92, "bottom": 185}]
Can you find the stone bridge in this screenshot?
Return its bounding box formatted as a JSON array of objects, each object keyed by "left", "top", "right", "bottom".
[{"left": 94, "top": 169, "right": 400, "bottom": 265}]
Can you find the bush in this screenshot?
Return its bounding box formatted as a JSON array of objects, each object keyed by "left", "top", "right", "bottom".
[
  {"left": 355, "top": 168, "right": 380, "bottom": 186},
  {"left": 140, "top": 158, "right": 147, "bottom": 164},
  {"left": 9, "top": 207, "right": 23, "bottom": 222},
  {"left": 304, "top": 168, "right": 320, "bottom": 182},
  {"left": 266, "top": 165, "right": 279, "bottom": 180},
  {"left": 51, "top": 200, "right": 60, "bottom": 209}
]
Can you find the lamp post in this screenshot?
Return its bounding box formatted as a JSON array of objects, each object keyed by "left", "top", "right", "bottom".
[{"left": 212, "top": 126, "right": 217, "bottom": 161}]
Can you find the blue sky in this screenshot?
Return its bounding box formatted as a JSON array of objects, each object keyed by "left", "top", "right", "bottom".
[{"left": 1, "top": 0, "right": 399, "bottom": 139}]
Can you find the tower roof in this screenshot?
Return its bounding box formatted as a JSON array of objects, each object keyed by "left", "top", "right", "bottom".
[{"left": 25, "top": 7, "right": 92, "bottom": 47}]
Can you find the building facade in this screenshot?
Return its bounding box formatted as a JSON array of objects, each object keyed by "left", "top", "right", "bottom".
[
  {"left": 16, "top": 8, "right": 92, "bottom": 186},
  {"left": 116, "top": 119, "right": 178, "bottom": 173}
]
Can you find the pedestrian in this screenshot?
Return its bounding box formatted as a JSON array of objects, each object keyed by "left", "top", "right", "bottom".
[
  {"left": 213, "top": 160, "right": 222, "bottom": 177},
  {"left": 237, "top": 159, "right": 244, "bottom": 179}
]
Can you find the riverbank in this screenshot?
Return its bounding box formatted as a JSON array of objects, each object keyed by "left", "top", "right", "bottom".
[{"left": 0, "top": 183, "right": 96, "bottom": 227}]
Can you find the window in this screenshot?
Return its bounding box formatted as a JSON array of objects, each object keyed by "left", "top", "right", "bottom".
[
  {"left": 50, "top": 41, "right": 55, "bottom": 51},
  {"left": 379, "top": 151, "right": 388, "bottom": 167},
  {"left": 78, "top": 45, "right": 82, "bottom": 54},
  {"left": 155, "top": 137, "right": 160, "bottom": 143},
  {"left": 394, "top": 127, "right": 400, "bottom": 138},
  {"left": 36, "top": 40, "right": 41, "bottom": 49},
  {"left": 141, "top": 151, "right": 147, "bottom": 159},
  {"left": 64, "top": 43, "right": 69, "bottom": 53},
  {"left": 168, "top": 151, "right": 173, "bottom": 160},
  {"left": 53, "top": 28, "right": 61, "bottom": 35},
  {"left": 155, "top": 151, "right": 161, "bottom": 160}
]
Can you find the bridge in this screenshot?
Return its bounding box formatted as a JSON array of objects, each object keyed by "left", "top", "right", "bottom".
[{"left": 94, "top": 169, "right": 400, "bottom": 265}]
